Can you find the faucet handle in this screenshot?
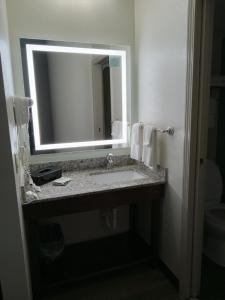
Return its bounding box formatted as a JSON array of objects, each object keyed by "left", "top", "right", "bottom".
[
  {"left": 106, "top": 153, "right": 113, "bottom": 161},
  {"left": 106, "top": 153, "right": 114, "bottom": 168}
]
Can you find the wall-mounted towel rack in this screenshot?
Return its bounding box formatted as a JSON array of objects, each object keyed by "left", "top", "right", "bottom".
[
  {"left": 156, "top": 127, "right": 175, "bottom": 136},
  {"left": 139, "top": 123, "right": 175, "bottom": 136},
  {"left": 111, "top": 121, "right": 175, "bottom": 136}
]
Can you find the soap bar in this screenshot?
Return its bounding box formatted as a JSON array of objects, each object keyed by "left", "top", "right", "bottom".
[{"left": 53, "top": 177, "right": 72, "bottom": 186}]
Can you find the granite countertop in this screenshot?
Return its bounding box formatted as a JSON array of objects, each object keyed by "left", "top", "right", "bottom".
[{"left": 25, "top": 164, "right": 166, "bottom": 204}]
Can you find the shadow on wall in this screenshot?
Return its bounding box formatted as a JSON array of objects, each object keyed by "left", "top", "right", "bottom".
[
  {"left": 160, "top": 184, "right": 182, "bottom": 276},
  {"left": 158, "top": 134, "right": 168, "bottom": 165}
]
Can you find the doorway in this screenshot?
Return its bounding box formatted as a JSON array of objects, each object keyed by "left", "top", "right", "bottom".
[
  {"left": 182, "top": 0, "right": 225, "bottom": 299},
  {"left": 200, "top": 0, "right": 225, "bottom": 298}
]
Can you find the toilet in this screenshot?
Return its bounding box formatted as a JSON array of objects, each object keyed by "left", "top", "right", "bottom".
[{"left": 204, "top": 160, "right": 225, "bottom": 267}]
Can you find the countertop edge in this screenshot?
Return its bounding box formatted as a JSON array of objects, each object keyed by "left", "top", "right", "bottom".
[{"left": 23, "top": 180, "right": 166, "bottom": 206}]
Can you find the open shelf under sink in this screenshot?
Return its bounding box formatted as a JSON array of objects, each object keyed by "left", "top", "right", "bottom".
[{"left": 39, "top": 232, "right": 155, "bottom": 296}]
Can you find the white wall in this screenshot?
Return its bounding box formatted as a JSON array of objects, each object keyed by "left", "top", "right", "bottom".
[
  {"left": 6, "top": 0, "right": 135, "bottom": 97},
  {"left": 48, "top": 53, "right": 94, "bottom": 143},
  {"left": 0, "top": 0, "right": 31, "bottom": 299},
  {"left": 135, "top": 0, "right": 188, "bottom": 277}
]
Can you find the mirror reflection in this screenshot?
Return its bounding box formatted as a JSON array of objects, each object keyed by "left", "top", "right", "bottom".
[{"left": 21, "top": 40, "right": 128, "bottom": 152}]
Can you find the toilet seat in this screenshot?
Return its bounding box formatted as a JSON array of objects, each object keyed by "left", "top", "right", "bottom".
[
  {"left": 206, "top": 204, "right": 225, "bottom": 229},
  {"left": 203, "top": 160, "right": 225, "bottom": 266},
  {"left": 204, "top": 160, "right": 224, "bottom": 230}
]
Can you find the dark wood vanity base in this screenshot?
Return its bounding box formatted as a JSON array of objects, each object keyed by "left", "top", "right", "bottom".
[
  {"left": 23, "top": 182, "right": 165, "bottom": 299},
  {"left": 40, "top": 232, "right": 154, "bottom": 296}
]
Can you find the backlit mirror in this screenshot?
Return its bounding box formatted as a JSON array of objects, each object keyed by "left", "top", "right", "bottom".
[{"left": 21, "top": 40, "right": 129, "bottom": 153}]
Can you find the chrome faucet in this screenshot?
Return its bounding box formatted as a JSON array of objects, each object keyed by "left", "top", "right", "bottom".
[{"left": 106, "top": 153, "right": 114, "bottom": 169}]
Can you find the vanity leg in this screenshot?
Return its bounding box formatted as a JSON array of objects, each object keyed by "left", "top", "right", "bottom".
[
  {"left": 129, "top": 203, "right": 137, "bottom": 233},
  {"left": 26, "top": 219, "right": 42, "bottom": 300},
  {"left": 151, "top": 199, "right": 162, "bottom": 258}
]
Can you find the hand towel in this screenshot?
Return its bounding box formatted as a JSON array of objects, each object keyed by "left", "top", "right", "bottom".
[
  {"left": 112, "top": 121, "right": 123, "bottom": 139},
  {"left": 142, "top": 125, "right": 157, "bottom": 170},
  {"left": 130, "top": 123, "right": 143, "bottom": 161}
]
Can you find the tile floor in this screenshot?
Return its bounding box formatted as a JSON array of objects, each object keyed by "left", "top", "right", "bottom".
[{"left": 43, "top": 265, "right": 179, "bottom": 300}]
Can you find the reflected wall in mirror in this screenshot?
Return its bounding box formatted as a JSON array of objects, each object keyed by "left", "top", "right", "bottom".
[{"left": 21, "top": 40, "right": 129, "bottom": 153}]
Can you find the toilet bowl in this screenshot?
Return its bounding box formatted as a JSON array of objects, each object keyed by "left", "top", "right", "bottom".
[{"left": 204, "top": 160, "right": 225, "bottom": 267}]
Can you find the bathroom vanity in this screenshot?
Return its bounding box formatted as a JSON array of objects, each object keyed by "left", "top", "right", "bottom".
[
  {"left": 23, "top": 160, "right": 166, "bottom": 299},
  {"left": 17, "top": 28, "right": 168, "bottom": 300}
]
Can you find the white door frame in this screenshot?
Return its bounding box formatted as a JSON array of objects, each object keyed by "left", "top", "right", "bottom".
[{"left": 181, "top": 0, "right": 215, "bottom": 299}]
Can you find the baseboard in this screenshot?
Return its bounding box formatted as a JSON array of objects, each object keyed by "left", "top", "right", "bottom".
[{"left": 158, "top": 260, "right": 179, "bottom": 291}]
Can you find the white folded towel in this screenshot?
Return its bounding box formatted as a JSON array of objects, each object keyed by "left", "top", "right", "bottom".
[
  {"left": 130, "top": 123, "right": 143, "bottom": 161},
  {"left": 13, "top": 96, "right": 33, "bottom": 126},
  {"left": 112, "top": 121, "right": 123, "bottom": 139},
  {"left": 112, "top": 121, "right": 122, "bottom": 149},
  {"left": 142, "top": 125, "right": 157, "bottom": 170}
]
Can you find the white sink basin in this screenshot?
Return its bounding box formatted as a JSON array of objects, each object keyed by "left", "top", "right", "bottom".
[{"left": 90, "top": 169, "right": 148, "bottom": 185}]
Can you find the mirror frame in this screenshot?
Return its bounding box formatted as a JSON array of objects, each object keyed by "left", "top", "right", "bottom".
[{"left": 23, "top": 40, "right": 128, "bottom": 152}]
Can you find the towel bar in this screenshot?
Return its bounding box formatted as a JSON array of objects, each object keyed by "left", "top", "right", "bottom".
[
  {"left": 140, "top": 124, "right": 175, "bottom": 136},
  {"left": 112, "top": 121, "right": 175, "bottom": 136},
  {"left": 156, "top": 127, "right": 175, "bottom": 136}
]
